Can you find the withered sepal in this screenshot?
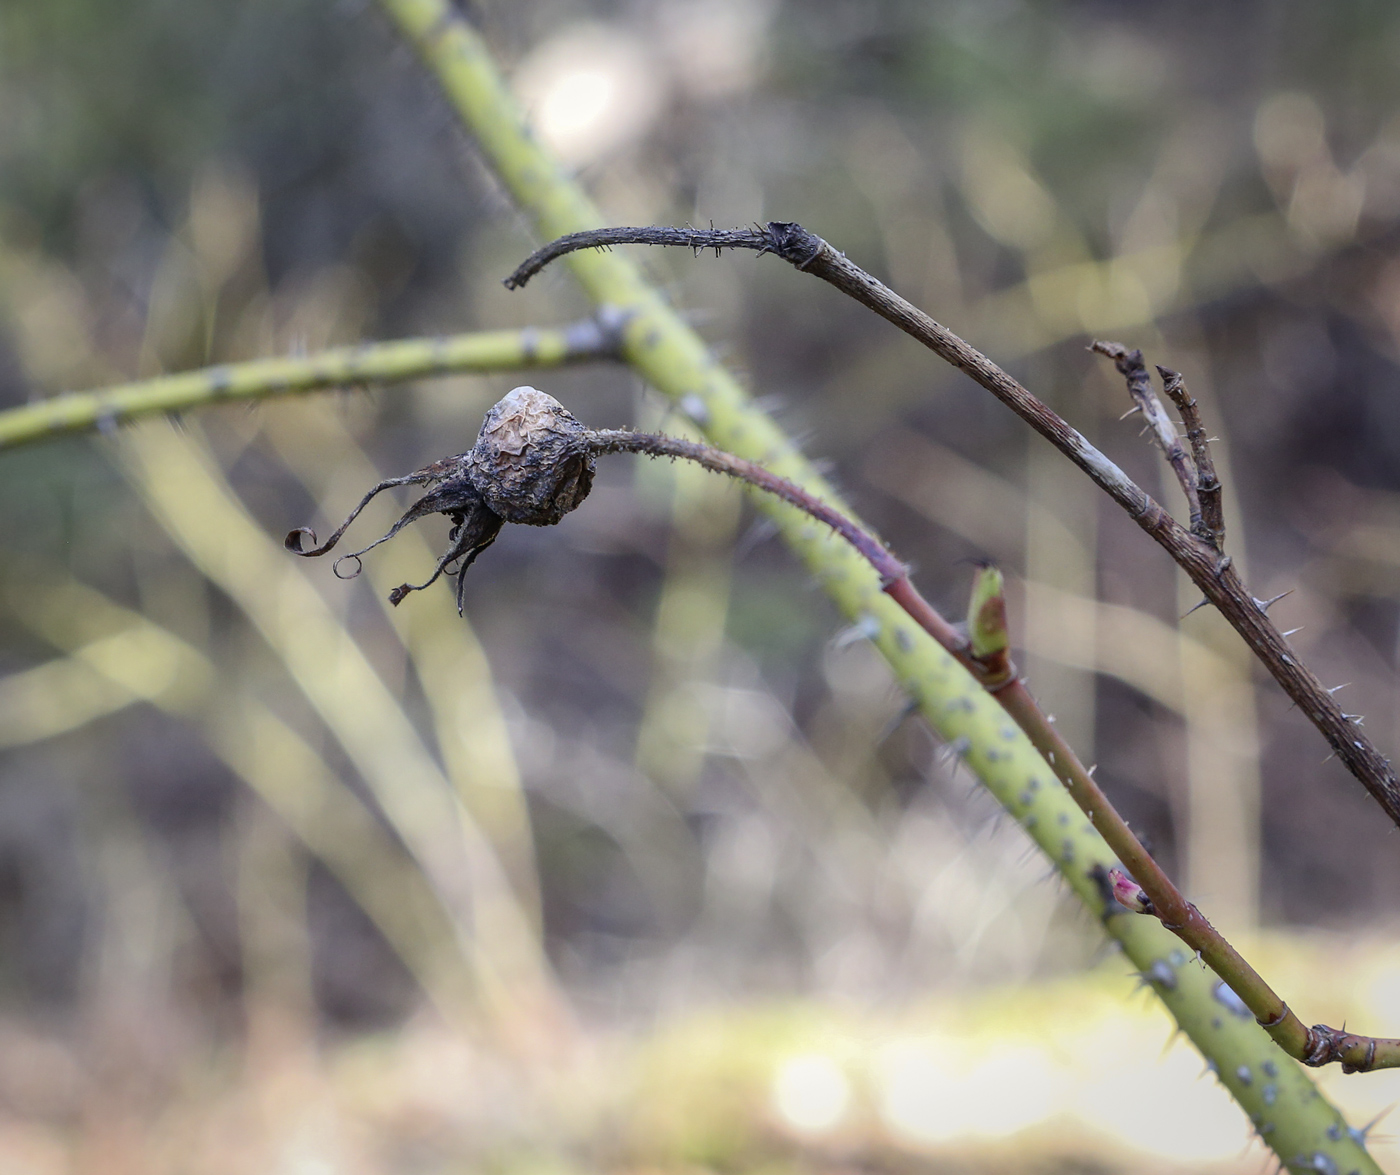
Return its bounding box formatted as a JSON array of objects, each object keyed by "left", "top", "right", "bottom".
[{"left": 285, "top": 386, "right": 591, "bottom": 614}]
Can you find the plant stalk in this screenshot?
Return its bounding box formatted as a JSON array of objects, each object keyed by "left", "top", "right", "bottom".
[{"left": 0, "top": 316, "right": 622, "bottom": 451}]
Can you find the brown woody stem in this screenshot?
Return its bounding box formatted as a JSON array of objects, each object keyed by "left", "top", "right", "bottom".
[
  {"left": 1090, "top": 341, "right": 1205, "bottom": 543},
  {"left": 1158, "top": 364, "right": 1226, "bottom": 550},
  {"left": 506, "top": 223, "right": 1400, "bottom": 833}
]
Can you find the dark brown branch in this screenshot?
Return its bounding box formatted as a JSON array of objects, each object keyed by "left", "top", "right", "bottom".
[
  {"left": 503, "top": 226, "right": 795, "bottom": 290},
  {"left": 1158, "top": 365, "right": 1226, "bottom": 550},
  {"left": 504, "top": 223, "right": 1400, "bottom": 833},
  {"left": 1090, "top": 341, "right": 1205, "bottom": 542}
]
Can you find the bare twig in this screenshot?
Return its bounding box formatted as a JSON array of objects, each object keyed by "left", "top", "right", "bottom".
[
  {"left": 582, "top": 430, "right": 905, "bottom": 583},
  {"left": 504, "top": 223, "right": 1400, "bottom": 833},
  {"left": 1159, "top": 365, "right": 1226, "bottom": 550},
  {"left": 1090, "top": 341, "right": 1204, "bottom": 541},
  {"left": 502, "top": 227, "right": 771, "bottom": 289}
]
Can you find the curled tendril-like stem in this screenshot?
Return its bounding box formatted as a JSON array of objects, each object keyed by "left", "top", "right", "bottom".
[
  {"left": 387, "top": 498, "right": 504, "bottom": 613},
  {"left": 284, "top": 469, "right": 439, "bottom": 558},
  {"left": 287, "top": 465, "right": 507, "bottom": 614}
]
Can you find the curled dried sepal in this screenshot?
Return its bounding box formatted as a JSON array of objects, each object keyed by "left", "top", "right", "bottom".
[
  {"left": 284, "top": 469, "right": 441, "bottom": 557},
  {"left": 381, "top": 478, "right": 505, "bottom": 613},
  {"left": 285, "top": 386, "right": 586, "bottom": 613}
]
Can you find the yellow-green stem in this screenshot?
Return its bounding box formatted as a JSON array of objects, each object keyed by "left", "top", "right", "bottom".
[{"left": 0, "top": 318, "right": 620, "bottom": 451}]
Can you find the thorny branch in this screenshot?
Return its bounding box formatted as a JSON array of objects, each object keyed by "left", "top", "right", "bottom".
[
  {"left": 1090, "top": 341, "right": 1204, "bottom": 542},
  {"left": 289, "top": 385, "right": 1400, "bottom": 1073},
  {"left": 504, "top": 222, "right": 1400, "bottom": 834},
  {"left": 585, "top": 430, "right": 905, "bottom": 581},
  {"left": 1160, "top": 364, "right": 1226, "bottom": 550}
]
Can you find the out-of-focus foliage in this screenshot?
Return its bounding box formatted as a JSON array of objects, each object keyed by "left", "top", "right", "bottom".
[{"left": 2, "top": 1, "right": 1400, "bottom": 1171}]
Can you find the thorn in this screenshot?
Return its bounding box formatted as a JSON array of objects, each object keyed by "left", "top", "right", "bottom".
[
  {"left": 1253, "top": 589, "right": 1294, "bottom": 613},
  {"left": 1281, "top": 626, "right": 1304, "bottom": 638},
  {"left": 1355, "top": 1106, "right": 1391, "bottom": 1142},
  {"left": 1326, "top": 683, "right": 1352, "bottom": 695},
  {"left": 1119, "top": 404, "right": 1144, "bottom": 420},
  {"left": 1344, "top": 714, "right": 1366, "bottom": 726},
  {"left": 1323, "top": 752, "right": 1336, "bottom": 764},
  {"left": 1087, "top": 763, "right": 1098, "bottom": 777},
  {"left": 877, "top": 698, "right": 921, "bottom": 745},
  {"left": 941, "top": 736, "right": 972, "bottom": 763},
  {"left": 1181, "top": 597, "right": 1210, "bottom": 620}
]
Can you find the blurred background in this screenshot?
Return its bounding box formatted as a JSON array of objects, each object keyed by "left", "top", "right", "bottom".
[{"left": 1, "top": 1, "right": 1400, "bottom": 1171}]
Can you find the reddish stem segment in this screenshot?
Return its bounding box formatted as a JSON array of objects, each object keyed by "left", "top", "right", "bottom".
[
  {"left": 582, "top": 429, "right": 906, "bottom": 583},
  {"left": 892, "top": 574, "right": 1399, "bottom": 1071}
]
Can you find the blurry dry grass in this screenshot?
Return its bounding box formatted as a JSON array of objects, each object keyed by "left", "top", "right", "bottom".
[{"left": 2, "top": 5, "right": 1400, "bottom": 1171}]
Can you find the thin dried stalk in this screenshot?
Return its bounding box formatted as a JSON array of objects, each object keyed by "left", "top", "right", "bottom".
[
  {"left": 265, "top": 402, "right": 547, "bottom": 937},
  {"left": 1090, "top": 341, "right": 1204, "bottom": 541},
  {"left": 1, "top": 569, "right": 479, "bottom": 1023},
  {"left": 122, "top": 420, "right": 572, "bottom": 1046},
  {"left": 1159, "top": 364, "right": 1226, "bottom": 549}
]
